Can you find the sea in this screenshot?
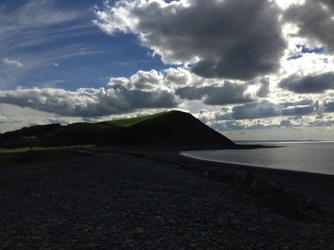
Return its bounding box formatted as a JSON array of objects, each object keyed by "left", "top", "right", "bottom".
[{"left": 181, "top": 141, "right": 334, "bottom": 176}]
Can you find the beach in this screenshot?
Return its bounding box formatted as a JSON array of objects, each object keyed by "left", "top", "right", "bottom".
[{"left": 0, "top": 148, "right": 333, "bottom": 249}]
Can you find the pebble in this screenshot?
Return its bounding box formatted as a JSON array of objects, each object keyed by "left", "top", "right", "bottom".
[
  {"left": 135, "top": 227, "right": 145, "bottom": 234},
  {"left": 0, "top": 153, "right": 333, "bottom": 249}
]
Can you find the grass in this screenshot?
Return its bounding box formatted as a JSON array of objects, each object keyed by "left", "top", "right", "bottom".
[
  {"left": 0, "top": 145, "right": 95, "bottom": 154},
  {"left": 0, "top": 145, "right": 95, "bottom": 168},
  {"left": 0, "top": 147, "right": 44, "bottom": 153},
  {"left": 99, "top": 111, "right": 170, "bottom": 128}
]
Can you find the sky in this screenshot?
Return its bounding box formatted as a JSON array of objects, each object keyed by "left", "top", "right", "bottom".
[{"left": 1, "top": 0, "right": 334, "bottom": 141}]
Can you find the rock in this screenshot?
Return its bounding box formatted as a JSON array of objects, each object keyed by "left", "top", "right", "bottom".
[
  {"left": 257, "top": 192, "right": 325, "bottom": 222},
  {"left": 235, "top": 171, "right": 255, "bottom": 186},
  {"left": 249, "top": 179, "right": 285, "bottom": 195},
  {"left": 135, "top": 227, "right": 145, "bottom": 234},
  {"left": 257, "top": 195, "right": 298, "bottom": 219},
  {"left": 275, "top": 196, "right": 298, "bottom": 219},
  {"left": 284, "top": 192, "right": 325, "bottom": 221},
  {"left": 307, "top": 200, "right": 322, "bottom": 214},
  {"left": 297, "top": 208, "right": 325, "bottom": 222},
  {"left": 201, "top": 170, "right": 210, "bottom": 177},
  {"left": 196, "top": 167, "right": 217, "bottom": 177},
  {"left": 214, "top": 169, "right": 236, "bottom": 184}
]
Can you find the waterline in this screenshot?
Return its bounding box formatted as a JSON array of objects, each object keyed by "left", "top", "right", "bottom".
[{"left": 181, "top": 142, "right": 334, "bottom": 175}]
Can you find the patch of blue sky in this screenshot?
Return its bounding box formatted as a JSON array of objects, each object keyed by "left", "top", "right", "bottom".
[{"left": 288, "top": 45, "right": 324, "bottom": 60}]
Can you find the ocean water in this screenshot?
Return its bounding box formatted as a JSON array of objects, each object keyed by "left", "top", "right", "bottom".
[{"left": 181, "top": 141, "right": 334, "bottom": 175}]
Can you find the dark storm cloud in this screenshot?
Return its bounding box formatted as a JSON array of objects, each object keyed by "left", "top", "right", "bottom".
[
  {"left": 283, "top": 1, "right": 334, "bottom": 52},
  {"left": 175, "top": 82, "right": 254, "bottom": 105},
  {"left": 279, "top": 73, "right": 334, "bottom": 93},
  {"left": 94, "top": 0, "right": 286, "bottom": 80}
]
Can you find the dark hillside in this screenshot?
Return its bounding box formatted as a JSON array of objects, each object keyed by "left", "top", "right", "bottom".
[
  {"left": 0, "top": 111, "right": 235, "bottom": 149},
  {"left": 0, "top": 124, "right": 62, "bottom": 148},
  {"left": 105, "top": 111, "right": 235, "bottom": 147}
]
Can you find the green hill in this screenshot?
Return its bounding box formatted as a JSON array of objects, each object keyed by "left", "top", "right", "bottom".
[
  {"left": 105, "top": 111, "right": 234, "bottom": 147},
  {"left": 0, "top": 111, "right": 235, "bottom": 149}
]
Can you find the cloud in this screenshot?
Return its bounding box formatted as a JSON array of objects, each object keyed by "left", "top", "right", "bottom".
[
  {"left": 94, "top": 0, "right": 286, "bottom": 80},
  {"left": 0, "top": 0, "right": 80, "bottom": 52},
  {"left": 125, "top": 70, "right": 162, "bottom": 90},
  {"left": 212, "top": 120, "right": 248, "bottom": 131},
  {"left": 175, "top": 82, "right": 254, "bottom": 105},
  {"left": 109, "top": 69, "right": 181, "bottom": 92},
  {"left": 3, "top": 58, "right": 24, "bottom": 68},
  {"left": 280, "top": 119, "right": 292, "bottom": 127},
  {"left": 0, "top": 115, "right": 7, "bottom": 123},
  {"left": 281, "top": 105, "right": 315, "bottom": 116},
  {"left": 0, "top": 0, "right": 78, "bottom": 29},
  {"left": 215, "top": 99, "right": 318, "bottom": 121},
  {"left": 279, "top": 72, "right": 334, "bottom": 93},
  {"left": 230, "top": 101, "right": 281, "bottom": 120},
  {"left": 110, "top": 68, "right": 256, "bottom": 106},
  {"left": 324, "top": 100, "right": 334, "bottom": 112},
  {"left": 0, "top": 86, "right": 177, "bottom": 117},
  {"left": 283, "top": 1, "right": 334, "bottom": 52},
  {"left": 256, "top": 79, "right": 270, "bottom": 97}
]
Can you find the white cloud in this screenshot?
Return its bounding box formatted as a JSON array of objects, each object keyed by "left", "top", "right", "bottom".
[
  {"left": 3, "top": 58, "right": 24, "bottom": 68},
  {"left": 94, "top": 0, "right": 286, "bottom": 80},
  {"left": 0, "top": 114, "right": 7, "bottom": 123},
  {"left": 274, "top": 0, "right": 305, "bottom": 9},
  {"left": 1, "top": 0, "right": 78, "bottom": 29},
  {"left": 0, "top": 104, "right": 59, "bottom": 133},
  {"left": 0, "top": 83, "right": 178, "bottom": 117}
]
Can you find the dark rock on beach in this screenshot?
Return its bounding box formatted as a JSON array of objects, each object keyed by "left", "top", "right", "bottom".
[{"left": 176, "top": 160, "right": 329, "bottom": 223}]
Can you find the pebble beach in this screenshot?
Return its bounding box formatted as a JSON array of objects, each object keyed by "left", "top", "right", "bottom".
[{"left": 1, "top": 151, "right": 333, "bottom": 249}]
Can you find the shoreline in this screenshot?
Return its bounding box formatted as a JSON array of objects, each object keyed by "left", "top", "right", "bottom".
[
  {"left": 90, "top": 145, "right": 334, "bottom": 222},
  {"left": 179, "top": 151, "right": 334, "bottom": 178},
  {"left": 91, "top": 144, "right": 334, "bottom": 181}
]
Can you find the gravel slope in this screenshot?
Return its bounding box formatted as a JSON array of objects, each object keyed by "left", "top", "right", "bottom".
[{"left": 0, "top": 153, "right": 333, "bottom": 249}]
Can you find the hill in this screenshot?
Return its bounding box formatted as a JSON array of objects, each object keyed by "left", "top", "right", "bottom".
[
  {"left": 0, "top": 111, "right": 235, "bottom": 149},
  {"left": 104, "top": 111, "right": 235, "bottom": 147}
]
